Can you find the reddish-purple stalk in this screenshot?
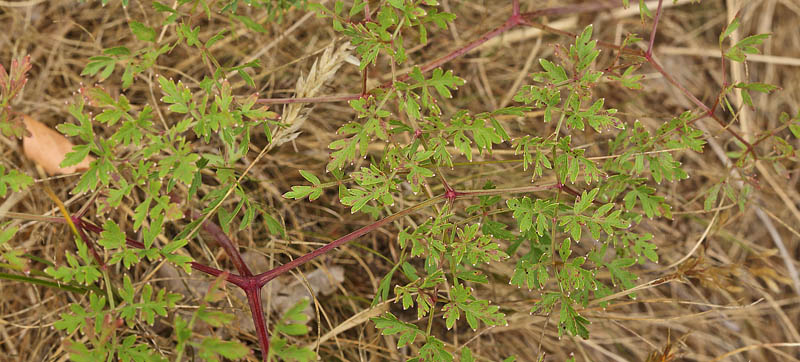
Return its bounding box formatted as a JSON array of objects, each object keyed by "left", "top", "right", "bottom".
[
  {"left": 46, "top": 182, "right": 556, "bottom": 360},
  {"left": 240, "top": 2, "right": 642, "bottom": 357},
  {"left": 646, "top": 0, "right": 664, "bottom": 59},
  {"left": 78, "top": 219, "right": 106, "bottom": 268},
  {"left": 189, "top": 211, "right": 252, "bottom": 277},
  {"left": 197, "top": 184, "right": 557, "bottom": 358},
  {"left": 255, "top": 10, "right": 525, "bottom": 106},
  {"left": 641, "top": 0, "right": 755, "bottom": 159},
  {"left": 256, "top": 1, "right": 621, "bottom": 106},
  {"left": 258, "top": 0, "right": 758, "bottom": 163}
]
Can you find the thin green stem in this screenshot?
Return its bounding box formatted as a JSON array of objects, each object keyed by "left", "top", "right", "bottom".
[
  {"left": 0, "top": 271, "right": 94, "bottom": 294},
  {"left": 426, "top": 304, "right": 435, "bottom": 335},
  {"left": 103, "top": 270, "right": 116, "bottom": 309},
  {"left": 455, "top": 208, "right": 511, "bottom": 228}
]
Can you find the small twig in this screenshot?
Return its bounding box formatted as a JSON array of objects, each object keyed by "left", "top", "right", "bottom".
[
  {"left": 646, "top": 0, "right": 664, "bottom": 57},
  {"left": 521, "top": 20, "right": 645, "bottom": 57},
  {"left": 645, "top": 56, "right": 756, "bottom": 158},
  {"left": 381, "top": 12, "right": 525, "bottom": 89},
  {"left": 258, "top": 1, "right": 533, "bottom": 106}
]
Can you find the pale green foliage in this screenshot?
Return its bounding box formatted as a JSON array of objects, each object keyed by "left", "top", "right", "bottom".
[
  {"left": 31, "top": 1, "right": 290, "bottom": 359},
  {"left": 45, "top": 239, "right": 102, "bottom": 285},
  {"left": 0, "top": 166, "right": 32, "bottom": 197},
  {"left": 174, "top": 274, "right": 249, "bottom": 362},
  {"left": 269, "top": 299, "right": 316, "bottom": 362},
  {"left": 441, "top": 283, "right": 506, "bottom": 330},
  {"left": 311, "top": 1, "right": 454, "bottom": 69},
  {"left": 53, "top": 286, "right": 178, "bottom": 362},
  {"left": 719, "top": 17, "right": 772, "bottom": 62},
  {"left": 119, "top": 275, "right": 181, "bottom": 327},
  {"left": 0, "top": 223, "right": 26, "bottom": 270},
  {"left": 372, "top": 313, "right": 425, "bottom": 348},
  {"left": 311, "top": 6, "right": 671, "bottom": 355},
  {"left": 303, "top": 1, "right": 671, "bottom": 353}
]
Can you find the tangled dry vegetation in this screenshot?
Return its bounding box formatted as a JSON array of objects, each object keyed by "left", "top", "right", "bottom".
[{"left": 1, "top": 0, "right": 799, "bottom": 361}]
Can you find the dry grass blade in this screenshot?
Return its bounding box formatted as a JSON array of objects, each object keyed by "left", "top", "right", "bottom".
[
  {"left": 182, "top": 42, "right": 353, "bottom": 253},
  {"left": 271, "top": 42, "right": 353, "bottom": 148}
]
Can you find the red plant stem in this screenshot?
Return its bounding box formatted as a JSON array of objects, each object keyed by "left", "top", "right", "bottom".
[
  {"left": 255, "top": 182, "right": 558, "bottom": 286},
  {"left": 522, "top": 20, "right": 645, "bottom": 57},
  {"left": 71, "top": 218, "right": 106, "bottom": 268},
  {"left": 653, "top": 62, "right": 709, "bottom": 111},
  {"left": 245, "top": 287, "right": 270, "bottom": 360},
  {"left": 646, "top": 59, "right": 708, "bottom": 112},
  {"left": 384, "top": 14, "right": 524, "bottom": 88},
  {"left": 647, "top": 0, "right": 664, "bottom": 58},
  {"left": 255, "top": 1, "right": 621, "bottom": 106},
  {"left": 189, "top": 261, "right": 246, "bottom": 283},
  {"left": 641, "top": 0, "right": 754, "bottom": 157},
  {"left": 76, "top": 218, "right": 247, "bottom": 285},
  {"left": 645, "top": 56, "right": 755, "bottom": 157},
  {"left": 193, "top": 211, "right": 253, "bottom": 277},
  {"left": 560, "top": 185, "right": 583, "bottom": 199},
  {"left": 255, "top": 194, "right": 447, "bottom": 286}
]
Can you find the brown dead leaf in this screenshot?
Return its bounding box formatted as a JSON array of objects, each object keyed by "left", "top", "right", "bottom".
[{"left": 22, "top": 115, "right": 94, "bottom": 175}]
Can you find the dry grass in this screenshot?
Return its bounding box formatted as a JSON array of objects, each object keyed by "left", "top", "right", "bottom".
[{"left": 1, "top": 0, "right": 799, "bottom": 361}]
